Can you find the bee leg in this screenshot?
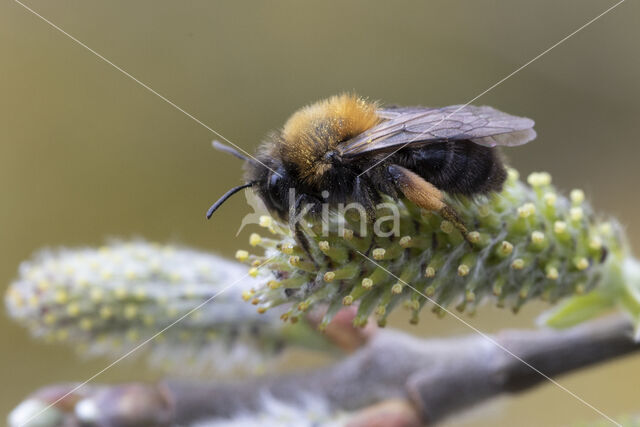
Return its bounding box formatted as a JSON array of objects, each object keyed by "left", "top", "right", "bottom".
[
  {"left": 353, "top": 175, "right": 378, "bottom": 225},
  {"left": 387, "top": 164, "right": 469, "bottom": 240},
  {"left": 440, "top": 204, "right": 470, "bottom": 240},
  {"left": 290, "top": 194, "right": 321, "bottom": 266},
  {"left": 293, "top": 222, "right": 318, "bottom": 266}
]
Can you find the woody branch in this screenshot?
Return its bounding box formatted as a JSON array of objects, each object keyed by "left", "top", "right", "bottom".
[{"left": 20, "top": 314, "right": 637, "bottom": 426}]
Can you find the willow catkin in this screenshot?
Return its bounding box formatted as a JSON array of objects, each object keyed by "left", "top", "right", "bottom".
[
  {"left": 238, "top": 169, "right": 632, "bottom": 329},
  {"left": 5, "top": 241, "right": 331, "bottom": 376}
]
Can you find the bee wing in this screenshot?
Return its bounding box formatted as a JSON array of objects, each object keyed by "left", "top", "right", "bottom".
[{"left": 339, "top": 105, "right": 536, "bottom": 158}]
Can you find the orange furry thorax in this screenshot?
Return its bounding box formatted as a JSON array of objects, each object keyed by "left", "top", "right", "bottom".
[{"left": 278, "top": 94, "right": 381, "bottom": 184}]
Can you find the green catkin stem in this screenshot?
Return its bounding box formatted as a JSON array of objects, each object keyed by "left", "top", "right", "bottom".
[
  {"left": 288, "top": 256, "right": 317, "bottom": 273},
  {"left": 318, "top": 241, "right": 350, "bottom": 264},
  {"left": 366, "top": 267, "right": 392, "bottom": 287},
  {"left": 276, "top": 242, "right": 305, "bottom": 257},
  {"left": 343, "top": 282, "right": 371, "bottom": 306},
  {"left": 279, "top": 274, "right": 311, "bottom": 289},
  {"left": 399, "top": 234, "right": 431, "bottom": 250},
  {"left": 354, "top": 288, "right": 383, "bottom": 327},
  {"left": 319, "top": 294, "right": 350, "bottom": 330},
  {"left": 236, "top": 170, "right": 632, "bottom": 329},
  {"left": 492, "top": 276, "right": 507, "bottom": 297},
  {"left": 323, "top": 263, "right": 360, "bottom": 282},
  {"left": 425, "top": 252, "right": 446, "bottom": 278},
  {"left": 340, "top": 228, "right": 373, "bottom": 253}
]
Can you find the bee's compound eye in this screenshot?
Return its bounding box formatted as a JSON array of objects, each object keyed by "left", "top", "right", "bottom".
[{"left": 267, "top": 172, "right": 284, "bottom": 211}]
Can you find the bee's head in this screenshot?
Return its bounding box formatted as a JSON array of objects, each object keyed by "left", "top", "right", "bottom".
[{"left": 207, "top": 140, "right": 291, "bottom": 221}]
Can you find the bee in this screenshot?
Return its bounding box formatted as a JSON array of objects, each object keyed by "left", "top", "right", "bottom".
[{"left": 207, "top": 94, "right": 535, "bottom": 249}]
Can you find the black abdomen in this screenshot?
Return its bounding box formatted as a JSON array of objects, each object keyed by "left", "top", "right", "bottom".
[{"left": 390, "top": 141, "right": 506, "bottom": 195}]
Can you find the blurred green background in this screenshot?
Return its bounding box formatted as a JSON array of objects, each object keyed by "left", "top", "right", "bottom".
[{"left": 1, "top": 1, "right": 639, "bottom": 425}]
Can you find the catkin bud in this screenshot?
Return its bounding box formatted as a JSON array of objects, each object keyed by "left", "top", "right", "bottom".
[
  {"left": 238, "top": 170, "right": 628, "bottom": 328},
  {"left": 5, "top": 242, "right": 332, "bottom": 376}
]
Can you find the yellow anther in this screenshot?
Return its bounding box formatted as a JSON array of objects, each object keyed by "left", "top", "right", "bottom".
[
  {"left": 570, "top": 207, "right": 584, "bottom": 222},
  {"left": 281, "top": 243, "right": 295, "bottom": 255},
  {"left": 543, "top": 192, "right": 557, "bottom": 207},
  {"left": 527, "top": 172, "right": 551, "bottom": 187},
  {"left": 123, "top": 304, "right": 137, "bottom": 319},
  {"left": 66, "top": 303, "right": 80, "bottom": 317},
  {"left": 425, "top": 266, "right": 436, "bottom": 278},
  {"left": 498, "top": 241, "right": 514, "bottom": 256},
  {"left": 575, "top": 257, "right": 589, "bottom": 271},
  {"left": 570, "top": 189, "right": 585, "bottom": 205},
  {"left": 518, "top": 203, "right": 536, "bottom": 218},
  {"left": 546, "top": 267, "right": 559, "bottom": 280},
  {"left": 267, "top": 280, "right": 281, "bottom": 289},
  {"left": 372, "top": 248, "right": 386, "bottom": 260},
  {"left": 589, "top": 237, "right": 603, "bottom": 251},
  {"left": 235, "top": 250, "right": 250, "bottom": 261},
  {"left": 511, "top": 258, "right": 525, "bottom": 270},
  {"left": 361, "top": 278, "right": 373, "bottom": 289},
  {"left": 37, "top": 280, "right": 51, "bottom": 291},
  {"left": 457, "top": 264, "right": 470, "bottom": 277},
  {"left": 467, "top": 231, "right": 481, "bottom": 244},
  {"left": 114, "top": 286, "right": 127, "bottom": 299},
  {"left": 43, "top": 313, "right": 56, "bottom": 325},
  {"left": 465, "top": 290, "right": 476, "bottom": 302},
  {"left": 80, "top": 318, "right": 93, "bottom": 330},
  {"left": 100, "top": 306, "right": 113, "bottom": 319},
  {"left": 249, "top": 233, "right": 262, "bottom": 247},
  {"left": 54, "top": 290, "right": 68, "bottom": 304},
  {"left": 554, "top": 221, "right": 568, "bottom": 235},
  {"left": 531, "top": 231, "right": 545, "bottom": 245},
  {"left": 391, "top": 283, "right": 404, "bottom": 294},
  {"left": 126, "top": 329, "right": 139, "bottom": 341},
  {"left": 259, "top": 216, "right": 273, "bottom": 228},
  {"left": 599, "top": 222, "right": 613, "bottom": 236}
]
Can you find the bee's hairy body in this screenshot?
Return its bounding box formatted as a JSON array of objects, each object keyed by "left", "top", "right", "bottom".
[{"left": 245, "top": 94, "right": 507, "bottom": 223}]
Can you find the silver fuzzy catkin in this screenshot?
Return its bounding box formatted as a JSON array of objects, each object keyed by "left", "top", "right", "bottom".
[{"left": 5, "top": 241, "right": 331, "bottom": 376}]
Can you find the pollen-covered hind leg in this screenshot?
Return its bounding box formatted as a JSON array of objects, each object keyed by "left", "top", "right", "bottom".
[
  {"left": 440, "top": 205, "right": 469, "bottom": 239},
  {"left": 387, "top": 164, "right": 469, "bottom": 240}
]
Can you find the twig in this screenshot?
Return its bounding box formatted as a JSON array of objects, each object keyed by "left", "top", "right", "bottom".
[{"left": 13, "top": 314, "right": 638, "bottom": 426}]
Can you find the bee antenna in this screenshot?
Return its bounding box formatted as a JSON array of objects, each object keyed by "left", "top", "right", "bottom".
[
  {"left": 211, "top": 140, "right": 257, "bottom": 164},
  {"left": 206, "top": 182, "right": 254, "bottom": 219}
]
